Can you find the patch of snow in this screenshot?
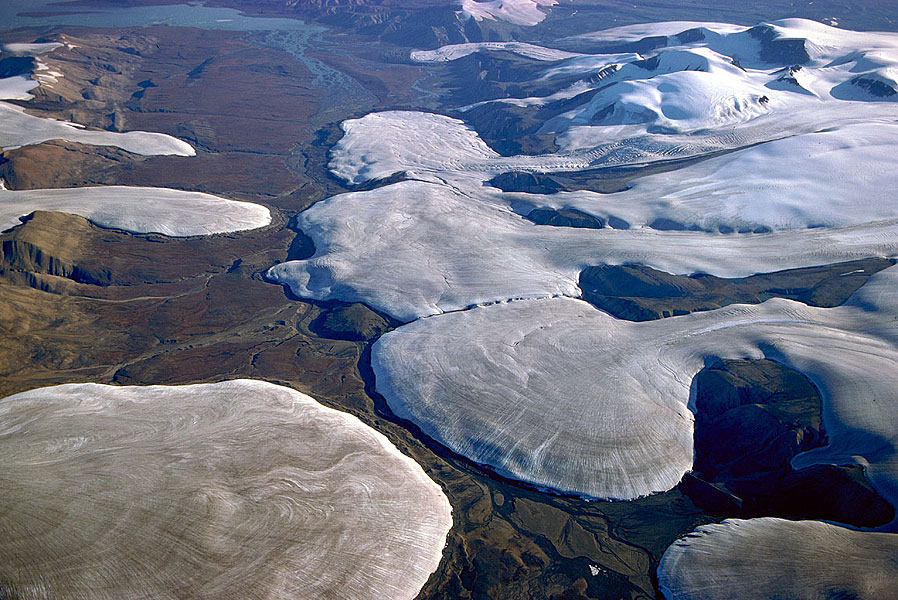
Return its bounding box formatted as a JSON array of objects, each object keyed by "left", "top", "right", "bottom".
[
  {"left": 1, "top": 42, "right": 63, "bottom": 55},
  {"left": 458, "top": 0, "right": 557, "bottom": 27},
  {"left": 0, "top": 76, "right": 40, "bottom": 101},
  {"left": 0, "top": 102, "right": 195, "bottom": 156},
  {"left": 411, "top": 41, "right": 582, "bottom": 63}
]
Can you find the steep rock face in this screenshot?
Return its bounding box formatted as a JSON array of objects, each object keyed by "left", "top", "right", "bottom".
[
  {"left": 683, "top": 359, "right": 893, "bottom": 527},
  {"left": 0, "top": 56, "right": 35, "bottom": 78},
  {"left": 0, "top": 209, "right": 262, "bottom": 295},
  {"left": 747, "top": 24, "right": 812, "bottom": 64},
  {"left": 0, "top": 211, "right": 113, "bottom": 287},
  {"left": 852, "top": 75, "right": 898, "bottom": 97},
  {"left": 1, "top": 239, "right": 112, "bottom": 286}
]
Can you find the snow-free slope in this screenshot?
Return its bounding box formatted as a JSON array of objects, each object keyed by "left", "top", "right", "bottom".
[
  {"left": 0, "top": 380, "right": 452, "bottom": 600},
  {"left": 0, "top": 186, "right": 271, "bottom": 236},
  {"left": 657, "top": 518, "right": 898, "bottom": 600}
]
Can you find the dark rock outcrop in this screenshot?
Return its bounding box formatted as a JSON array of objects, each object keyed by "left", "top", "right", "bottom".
[
  {"left": 682, "top": 359, "right": 894, "bottom": 527},
  {"left": 748, "top": 24, "right": 811, "bottom": 65},
  {"left": 525, "top": 207, "right": 604, "bottom": 229},
  {"left": 488, "top": 171, "right": 564, "bottom": 195},
  {"left": 851, "top": 76, "right": 898, "bottom": 98},
  {"left": 0, "top": 56, "right": 36, "bottom": 78},
  {"left": 579, "top": 258, "right": 894, "bottom": 321}
]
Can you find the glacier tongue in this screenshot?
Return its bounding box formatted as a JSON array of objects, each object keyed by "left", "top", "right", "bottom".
[{"left": 658, "top": 518, "right": 898, "bottom": 600}]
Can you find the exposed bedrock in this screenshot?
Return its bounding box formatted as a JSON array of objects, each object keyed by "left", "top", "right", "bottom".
[
  {"left": 489, "top": 170, "right": 565, "bottom": 194},
  {"left": 0, "top": 56, "right": 36, "bottom": 78},
  {"left": 0, "top": 209, "right": 275, "bottom": 297},
  {"left": 0, "top": 211, "right": 115, "bottom": 287},
  {"left": 747, "top": 24, "right": 812, "bottom": 65},
  {"left": 682, "top": 358, "right": 893, "bottom": 527},
  {"left": 579, "top": 258, "right": 895, "bottom": 321},
  {"left": 525, "top": 206, "right": 604, "bottom": 229}
]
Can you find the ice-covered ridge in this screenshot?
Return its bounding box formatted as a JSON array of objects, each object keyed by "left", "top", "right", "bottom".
[
  {"left": 658, "top": 518, "right": 898, "bottom": 599},
  {"left": 0, "top": 102, "right": 195, "bottom": 156},
  {"left": 569, "top": 18, "right": 898, "bottom": 69},
  {"left": 0, "top": 380, "right": 452, "bottom": 600},
  {"left": 567, "top": 21, "right": 745, "bottom": 44},
  {"left": 458, "top": 0, "right": 557, "bottom": 27},
  {"left": 373, "top": 268, "right": 898, "bottom": 501},
  {"left": 0, "top": 186, "right": 271, "bottom": 236},
  {"left": 411, "top": 41, "right": 581, "bottom": 63},
  {"left": 326, "top": 100, "right": 896, "bottom": 187}
]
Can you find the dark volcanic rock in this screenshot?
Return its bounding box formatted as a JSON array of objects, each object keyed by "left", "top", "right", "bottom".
[
  {"left": 683, "top": 359, "right": 894, "bottom": 527},
  {"left": 579, "top": 258, "right": 894, "bottom": 321}
]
